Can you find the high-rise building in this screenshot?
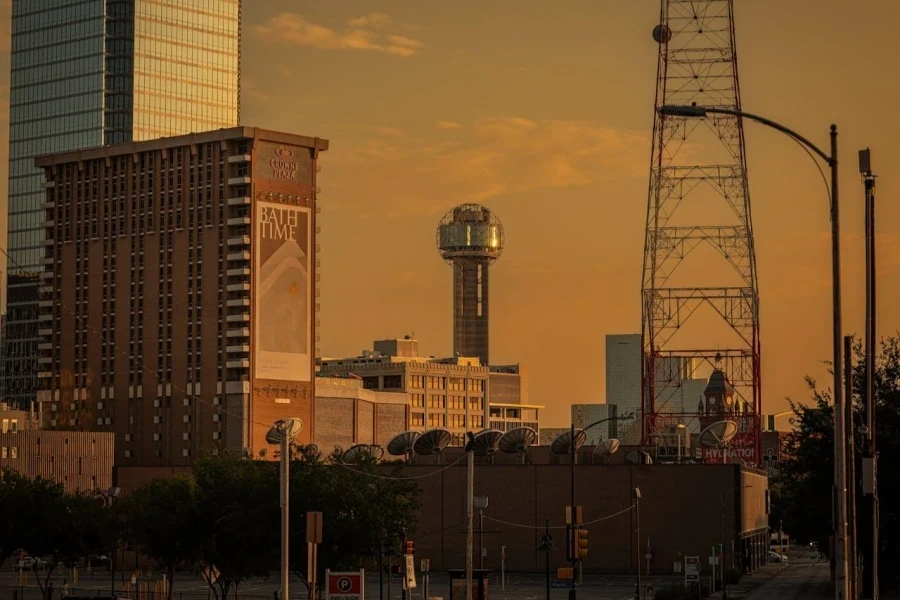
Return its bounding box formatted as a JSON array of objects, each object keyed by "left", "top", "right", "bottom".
[
  {"left": 436, "top": 204, "right": 504, "bottom": 365},
  {"left": 5, "top": 0, "right": 241, "bottom": 408},
  {"left": 35, "top": 126, "right": 327, "bottom": 465},
  {"left": 606, "top": 333, "right": 703, "bottom": 441}
]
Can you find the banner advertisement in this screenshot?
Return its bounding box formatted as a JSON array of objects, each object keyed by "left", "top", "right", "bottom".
[{"left": 254, "top": 201, "right": 311, "bottom": 382}]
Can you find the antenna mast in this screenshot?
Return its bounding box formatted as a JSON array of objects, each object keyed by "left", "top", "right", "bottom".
[{"left": 641, "top": 0, "right": 761, "bottom": 464}]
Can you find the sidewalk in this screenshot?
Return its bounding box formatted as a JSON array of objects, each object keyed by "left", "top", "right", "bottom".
[{"left": 708, "top": 563, "right": 788, "bottom": 600}]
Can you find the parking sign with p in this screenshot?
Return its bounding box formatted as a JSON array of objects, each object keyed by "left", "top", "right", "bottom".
[{"left": 326, "top": 569, "right": 365, "bottom": 600}]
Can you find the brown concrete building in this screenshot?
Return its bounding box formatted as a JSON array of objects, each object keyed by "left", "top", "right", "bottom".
[
  {"left": 313, "top": 375, "right": 409, "bottom": 454},
  {"left": 0, "top": 430, "right": 114, "bottom": 492},
  {"left": 396, "top": 446, "right": 770, "bottom": 575},
  {"left": 319, "top": 339, "right": 541, "bottom": 445},
  {"left": 1, "top": 401, "right": 39, "bottom": 432},
  {"left": 35, "top": 127, "right": 328, "bottom": 466}
]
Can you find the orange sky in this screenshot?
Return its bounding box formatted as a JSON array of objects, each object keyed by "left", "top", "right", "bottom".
[{"left": 1, "top": 1, "right": 898, "bottom": 427}]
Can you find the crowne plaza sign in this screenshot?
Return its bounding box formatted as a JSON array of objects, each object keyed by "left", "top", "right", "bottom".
[{"left": 258, "top": 142, "right": 311, "bottom": 182}]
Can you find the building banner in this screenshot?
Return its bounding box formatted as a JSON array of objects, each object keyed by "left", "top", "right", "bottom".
[{"left": 254, "top": 201, "right": 311, "bottom": 382}]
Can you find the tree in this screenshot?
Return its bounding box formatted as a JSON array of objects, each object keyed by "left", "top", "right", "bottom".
[
  {"left": 119, "top": 476, "right": 198, "bottom": 599},
  {"left": 192, "top": 452, "right": 280, "bottom": 599},
  {"left": 289, "top": 448, "right": 421, "bottom": 589},
  {"left": 776, "top": 336, "right": 900, "bottom": 591},
  {"left": 0, "top": 469, "right": 37, "bottom": 566}
]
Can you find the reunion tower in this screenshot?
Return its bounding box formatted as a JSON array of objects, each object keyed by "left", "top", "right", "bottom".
[{"left": 436, "top": 204, "right": 505, "bottom": 365}]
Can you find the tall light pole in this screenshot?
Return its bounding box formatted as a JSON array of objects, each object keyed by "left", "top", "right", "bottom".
[
  {"left": 266, "top": 418, "right": 304, "bottom": 600},
  {"left": 659, "top": 104, "right": 848, "bottom": 600},
  {"left": 464, "top": 432, "right": 476, "bottom": 600},
  {"left": 859, "top": 148, "right": 879, "bottom": 600},
  {"left": 633, "top": 487, "right": 642, "bottom": 600},
  {"left": 568, "top": 413, "right": 634, "bottom": 600}
]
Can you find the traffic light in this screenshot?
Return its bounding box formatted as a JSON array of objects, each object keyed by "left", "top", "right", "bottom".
[
  {"left": 576, "top": 528, "right": 589, "bottom": 560},
  {"left": 405, "top": 540, "right": 415, "bottom": 555}
]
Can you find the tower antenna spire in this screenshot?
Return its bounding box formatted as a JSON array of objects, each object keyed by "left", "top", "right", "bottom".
[{"left": 641, "top": 0, "right": 761, "bottom": 465}]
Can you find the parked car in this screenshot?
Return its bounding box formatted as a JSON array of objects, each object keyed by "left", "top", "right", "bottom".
[{"left": 768, "top": 551, "right": 788, "bottom": 564}]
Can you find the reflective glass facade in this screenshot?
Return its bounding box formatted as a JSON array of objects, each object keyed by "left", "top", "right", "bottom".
[{"left": 4, "top": 0, "right": 240, "bottom": 407}]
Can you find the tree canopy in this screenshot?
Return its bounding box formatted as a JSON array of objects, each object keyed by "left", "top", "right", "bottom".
[{"left": 775, "top": 336, "right": 900, "bottom": 590}]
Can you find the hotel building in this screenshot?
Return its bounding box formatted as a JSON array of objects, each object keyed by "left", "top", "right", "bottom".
[{"left": 36, "top": 126, "right": 327, "bottom": 465}]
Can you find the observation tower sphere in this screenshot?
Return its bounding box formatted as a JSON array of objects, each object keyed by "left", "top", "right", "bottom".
[
  {"left": 435, "top": 203, "right": 504, "bottom": 366},
  {"left": 436, "top": 204, "right": 505, "bottom": 266}
]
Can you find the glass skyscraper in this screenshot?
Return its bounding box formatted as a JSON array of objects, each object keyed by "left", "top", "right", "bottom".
[{"left": 4, "top": 0, "right": 240, "bottom": 407}]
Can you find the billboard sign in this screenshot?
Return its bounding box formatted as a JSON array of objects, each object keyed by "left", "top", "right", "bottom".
[
  {"left": 254, "top": 201, "right": 311, "bottom": 382},
  {"left": 326, "top": 570, "right": 364, "bottom": 600}
]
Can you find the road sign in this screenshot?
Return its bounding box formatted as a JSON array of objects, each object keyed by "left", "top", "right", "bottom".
[
  {"left": 550, "top": 581, "right": 573, "bottom": 589},
  {"left": 326, "top": 570, "right": 365, "bottom": 600},
  {"left": 420, "top": 559, "right": 430, "bottom": 573},
  {"left": 684, "top": 556, "right": 700, "bottom": 583},
  {"left": 405, "top": 554, "right": 417, "bottom": 589}
]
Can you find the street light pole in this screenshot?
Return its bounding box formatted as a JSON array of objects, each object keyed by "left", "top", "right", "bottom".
[
  {"left": 567, "top": 413, "right": 634, "bottom": 600},
  {"left": 266, "top": 418, "right": 303, "bottom": 600},
  {"left": 658, "top": 105, "right": 848, "bottom": 600},
  {"left": 859, "top": 148, "right": 879, "bottom": 600},
  {"left": 634, "top": 488, "right": 642, "bottom": 600}
]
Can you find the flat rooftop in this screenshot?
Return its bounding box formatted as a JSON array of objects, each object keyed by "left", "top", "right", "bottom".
[{"left": 35, "top": 126, "right": 329, "bottom": 167}]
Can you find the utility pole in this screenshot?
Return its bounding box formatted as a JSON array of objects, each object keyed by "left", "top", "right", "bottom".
[
  {"left": 634, "top": 488, "right": 642, "bottom": 600},
  {"left": 465, "top": 433, "right": 475, "bottom": 600},
  {"left": 569, "top": 423, "right": 577, "bottom": 600},
  {"left": 845, "top": 335, "right": 857, "bottom": 600},
  {"left": 859, "top": 148, "right": 879, "bottom": 600}
]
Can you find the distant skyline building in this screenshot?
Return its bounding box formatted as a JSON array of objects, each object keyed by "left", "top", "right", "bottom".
[
  {"left": 319, "top": 338, "right": 541, "bottom": 445},
  {"left": 606, "top": 333, "right": 704, "bottom": 441},
  {"left": 436, "top": 204, "right": 504, "bottom": 366},
  {"left": 5, "top": 0, "right": 242, "bottom": 408},
  {"left": 36, "top": 127, "right": 327, "bottom": 466}
]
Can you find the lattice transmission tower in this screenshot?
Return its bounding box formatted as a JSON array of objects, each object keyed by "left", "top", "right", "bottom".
[{"left": 641, "top": 0, "right": 761, "bottom": 465}]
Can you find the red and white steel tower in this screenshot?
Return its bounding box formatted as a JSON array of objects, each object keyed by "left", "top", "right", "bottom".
[{"left": 641, "top": 0, "right": 761, "bottom": 465}]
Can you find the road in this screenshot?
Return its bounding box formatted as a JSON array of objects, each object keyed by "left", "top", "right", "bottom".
[
  {"left": 0, "top": 549, "right": 832, "bottom": 600},
  {"left": 742, "top": 560, "right": 830, "bottom": 600}
]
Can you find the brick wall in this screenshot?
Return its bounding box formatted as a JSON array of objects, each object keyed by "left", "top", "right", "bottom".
[
  {"left": 314, "top": 397, "right": 355, "bottom": 454},
  {"left": 0, "top": 430, "right": 114, "bottom": 493},
  {"left": 376, "top": 404, "right": 408, "bottom": 447},
  {"left": 396, "top": 462, "right": 766, "bottom": 574},
  {"left": 357, "top": 402, "right": 374, "bottom": 445}
]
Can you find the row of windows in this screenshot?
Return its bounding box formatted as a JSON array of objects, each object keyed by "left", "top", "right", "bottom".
[
  {"left": 136, "top": 19, "right": 238, "bottom": 52},
  {"left": 133, "top": 88, "right": 237, "bottom": 118},
  {"left": 11, "top": 36, "right": 104, "bottom": 70},
  {"left": 12, "top": 16, "right": 104, "bottom": 52},
  {"left": 134, "top": 54, "right": 237, "bottom": 86},
  {"left": 135, "top": 3, "right": 238, "bottom": 34},
  {"left": 10, "top": 93, "right": 105, "bottom": 127},
  {"left": 12, "top": 0, "right": 101, "bottom": 19},
  {"left": 137, "top": 32, "right": 237, "bottom": 65},
  {"left": 11, "top": 54, "right": 102, "bottom": 85},
  {"left": 10, "top": 109, "right": 104, "bottom": 141},
  {"left": 10, "top": 128, "right": 103, "bottom": 161},
  {"left": 407, "top": 375, "right": 486, "bottom": 391},
  {"left": 10, "top": 72, "right": 103, "bottom": 105}
]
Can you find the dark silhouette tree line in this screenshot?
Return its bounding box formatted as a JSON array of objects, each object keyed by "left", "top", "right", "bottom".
[
  {"left": 773, "top": 335, "right": 900, "bottom": 591},
  {"left": 1, "top": 449, "right": 421, "bottom": 600}
]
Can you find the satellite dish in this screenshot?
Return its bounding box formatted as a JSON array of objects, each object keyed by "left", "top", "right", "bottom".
[
  {"left": 342, "top": 444, "right": 385, "bottom": 463},
  {"left": 550, "top": 429, "right": 587, "bottom": 455},
  {"left": 265, "top": 417, "right": 303, "bottom": 445},
  {"left": 698, "top": 420, "right": 738, "bottom": 448},
  {"left": 472, "top": 429, "right": 503, "bottom": 457},
  {"left": 498, "top": 427, "right": 537, "bottom": 465},
  {"left": 413, "top": 428, "right": 452, "bottom": 460},
  {"left": 593, "top": 438, "right": 621, "bottom": 464},
  {"left": 625, "top": 450, "right": 654, "bottom": 465},
  {"left": 387, "top": 431, "right": 420, "bottom": 458},
  {"left": 652, "top": 24, "right": 672, "bottom": 44}
]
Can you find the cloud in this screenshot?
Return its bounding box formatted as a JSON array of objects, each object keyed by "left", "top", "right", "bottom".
[
  {"left": 254, "top": 13, "right": 424, "bottom": 57},
  {"left": 327, "top": 116, "right": 648, "bottom": 216},
  {"left": 435, "top": 121, "right": 462, "bottom": 130},
  {"left": 347, "top": 13, "right": 392, "bottom": 28}
]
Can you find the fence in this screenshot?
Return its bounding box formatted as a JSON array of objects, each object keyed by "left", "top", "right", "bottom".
[{"left": 0, "top": 588, "right": 281, "bottom": 600}]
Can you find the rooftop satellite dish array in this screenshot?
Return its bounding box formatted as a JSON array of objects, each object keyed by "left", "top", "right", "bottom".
[{"left": 385, "top": 426, "right": 539, "bottom": 464}]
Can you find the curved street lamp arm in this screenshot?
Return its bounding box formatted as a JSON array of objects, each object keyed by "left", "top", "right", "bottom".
[
  {"left": 703, "top": 107, "right": 833, "bottom": 166},
  {"left": 581, "top": 412, "right": 636, "bottom": 434}
]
